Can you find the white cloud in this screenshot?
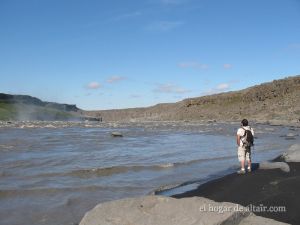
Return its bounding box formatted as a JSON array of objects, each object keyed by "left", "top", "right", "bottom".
[
  {"left": 86, "top": 82, "right": 101, "bottom": 89},
  {"left": 202, "top": 83, "right": 231, "bottom": 95},
  {"left": 153, "top": 83, "right": 190, "bottom": 94},
  {"left": 146, "top": 21, "right": 184, "bottom": 32},
  {"left": 178, "top": 61, "right": 208, "bottom": 69},
  {"left": 216, "top": 83, "right": 230, "bottom": 90},
  {"left": 107, "top": 76, "right": 126, "bottom": 84},
  {"left": 223, "top": 64, "right": 232, "bottom": 69}
]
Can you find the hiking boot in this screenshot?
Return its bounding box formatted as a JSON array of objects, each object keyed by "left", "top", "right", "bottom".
[
  {"left": 247, "top": 167, "right": 251, "bottom": 172},
  {"left": 237, "top": 169, "right": 246, "bottom": 174}
]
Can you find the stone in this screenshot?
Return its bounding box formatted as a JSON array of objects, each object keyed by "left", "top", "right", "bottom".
[
  {"left": 239, "top": 214, "right": 288, "bottom": 225},
  {"left": 79, "top": 196, "right": 287, "bottom": 225},
  {"left": 259, "top": 161, "right": 290, "bottom": 172},
  {"left": 282, "top": 144, "right": 300, "bottom": 162},
  {"left": 111, "top": 132, "right": 123, "bottom": 137}
]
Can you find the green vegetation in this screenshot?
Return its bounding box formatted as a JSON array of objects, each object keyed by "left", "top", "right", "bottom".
[
  {"left": 0, "top": 101, "right": 78, "bottom": 121},
  {"left": 0, "top": 93, "right": 83, "bottom": 121},
  {"left": 0, "top": 102, "right": 18, "bottom": 120},
  {"left": 32, "top": 107, "right": 75, "bottom": 120}
]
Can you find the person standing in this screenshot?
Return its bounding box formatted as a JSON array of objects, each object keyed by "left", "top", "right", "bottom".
[{"left": 236, "top": 119, "right": 254, "bottom": 174}]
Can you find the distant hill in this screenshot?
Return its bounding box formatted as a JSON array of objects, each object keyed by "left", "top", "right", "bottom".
[
  {"left": 2, "top": 75, "right": 299, "bottom": 124},
  {"left": 85, "top": 75, "right": 300, "bottom": 124},
  {"left": 0, "top": 93, "right": 81, "bottom": 121}
]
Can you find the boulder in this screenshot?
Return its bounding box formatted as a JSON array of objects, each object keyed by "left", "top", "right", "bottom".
[
  {"left": 111, "top": 132, "right": 123, "bottom": 137},
  {"left": 79, "top": 196, "right": 287, "bottom": 225},
  {"left": 259, "top": 161, "right": 290, "bottom": 172},
  {"left": 282, "top": 144, "right": 300, "bottom": 162},
  {"left": 239, "top": 214, "right": 288, "bottom": 225}
]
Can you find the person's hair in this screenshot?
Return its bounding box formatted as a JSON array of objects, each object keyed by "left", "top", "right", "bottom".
[{"left": 241, "top": 119, "right": 248, "bottom": 126}]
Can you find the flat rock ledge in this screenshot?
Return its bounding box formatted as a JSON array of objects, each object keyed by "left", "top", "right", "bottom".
[
  {"left": 79, "top": 196, "right": 287, "bottom": 225},
  {"left": 282, "top": 144, "right": 300, "bottom": 162},
  {"left": 258, "top": 144, "right": 300, "bottom": 172},
  {"left": 259, "top": 161, "right": 290, "bottom": 172}
]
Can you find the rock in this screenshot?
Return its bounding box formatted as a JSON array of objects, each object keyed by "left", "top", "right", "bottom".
[
  {"left": 259, "top": 161, "right": 290, "bottom": 172},
  {"left": 282, "top": 144, "right": 300, "bottom": 162},
  {"left": 111, "top": 132, "right": 123, "bottom": 137},
  {"left": 79, "top": 196, "right": 287, "bottom": 225},
  {"left": 239, "top": 214, "right": 288, "bottom": 225}
]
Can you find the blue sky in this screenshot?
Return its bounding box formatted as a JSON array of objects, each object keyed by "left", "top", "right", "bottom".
[{"left": 0, "top": 0, "right": 299, "bottom": 110}]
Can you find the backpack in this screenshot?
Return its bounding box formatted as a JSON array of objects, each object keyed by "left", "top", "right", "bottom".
[{"left": 242, "top": 128, "right": 254, "bottom": 148}]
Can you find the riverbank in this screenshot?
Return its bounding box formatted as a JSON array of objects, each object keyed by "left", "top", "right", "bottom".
[
  {"left": 79, "top": 144, "right": 300, "bottom": 225},
  {"left": 173, "top": 164, "right": 299, "bottom": 224},
  {"left": 172, "top": 145, "right": 300, "bottom": 224}
]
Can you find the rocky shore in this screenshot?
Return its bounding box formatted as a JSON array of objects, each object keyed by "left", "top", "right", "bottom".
[
  {"left": 79, "top": 144, "right": 300, "bottom": 225},
  {"left": 173, "top": 144, "right": 300, "bottom": 224}
]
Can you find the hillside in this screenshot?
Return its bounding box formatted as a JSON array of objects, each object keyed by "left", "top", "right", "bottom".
[
  {"left": 85, "top": 75, "right": 300, "bottom": 124},
  {"left": 0, "top": 93, "right": 81, "bottom": 121},
  {"left": 2, "top": 75, "right": 299, "bottom": 123}
]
